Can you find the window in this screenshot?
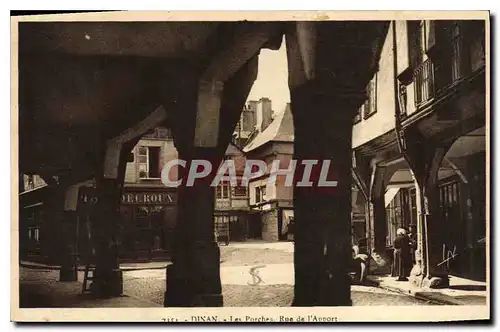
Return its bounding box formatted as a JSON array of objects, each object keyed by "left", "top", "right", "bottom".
[
  {"left": 363, "top": 73, "right": 377, "bottom": 119},
  {"left": 386, "top": 191, "right": 403, "bottom": 247},
  {"left": 214, "top": 214, "right": 230, "bottom": 240},
  {"left": 234, "top": 186, "right": 247, "bottom": 197},
  {"left": 439, "top": 179, "right": 463, "bottom": 272},
  {"left": 408, "top": 21, "right": 425, "bottom": 70},
  {"left": 353, "top": 107, "right": 362, "bottom": 124},
  {"left": 138, "top": 146, "right": 161, "bottom": 179},
  {"left": 255, "top": 185, "right": 267, "bottom": 203},
  {"left": 28, "top": 227, "right": 40, "bottom": 243},
  {"left": 385, "top": 189, "right": 414, "bottom": 247},
  {"left": 216, "top": 184, "right": 230, "bottom": 199},
  {"left": 127, "top": 151, "right": 135, "bottom": 163},
  {"left": 135, "top": 206, "right": 150, "bottom": 229},
  {"left": 450, "top": 21, "right": 463, "bottom": 82}
]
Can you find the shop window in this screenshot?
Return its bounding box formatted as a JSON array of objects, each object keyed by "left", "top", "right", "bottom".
[
  {"left": 216, "top": 184, "right": 230, "bottom": 199},
  {"left": 150, "top": 206, "right": 166, "bottom": 229},
  {"left": 439, "top": 180, "right": 462, "bottom": 230},
  {"left": 214, "top": 215, "right": 230, "bottom": 241},
  {"left": 135, "top": 206, "right": 151, "bottom": 229},
  {"left": 439, "top": 179, "right": 464, "bottom": 273},
  {"left": 385, "top": 189, "right": 412, "bottom": 247},
  {"left": 138, "top": 146, "right": 161, "bottom": 179}
]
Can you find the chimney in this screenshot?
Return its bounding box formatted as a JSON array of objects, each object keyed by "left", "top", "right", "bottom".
[
  {"left": 242, "top": 102, "right": 257, "bottom": 133},
  {"left": 258, "top": 97, "right": 273, "bottom": 132}
]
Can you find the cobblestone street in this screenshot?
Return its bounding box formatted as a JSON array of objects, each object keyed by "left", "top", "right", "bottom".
[
  {"left": 124, "top": 242, "right": 436, "bottom": 306},
  {"left": 19, "top": 241, "right": 437, "bottom": 307}
]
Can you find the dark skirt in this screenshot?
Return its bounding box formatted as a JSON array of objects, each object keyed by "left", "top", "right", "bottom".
[{"left": 392, "top": 249, "right": 410, "bottom": 278}]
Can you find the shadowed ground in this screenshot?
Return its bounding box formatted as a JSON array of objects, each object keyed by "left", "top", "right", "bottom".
[{"left": 19, "top": 242, "right": 438, "bottom": 307}]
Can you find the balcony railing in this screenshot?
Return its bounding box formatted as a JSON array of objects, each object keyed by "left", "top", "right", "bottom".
[{"left": 414, "top": 58, "right": 435, "bottom": 107}]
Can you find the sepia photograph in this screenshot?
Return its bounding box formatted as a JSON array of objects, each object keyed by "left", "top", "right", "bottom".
[{"left": 10, "top": 10, "right": 490, "bottom": 322}]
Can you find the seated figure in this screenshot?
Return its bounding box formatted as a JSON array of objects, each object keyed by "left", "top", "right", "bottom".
[{"left": 351, "top": 244, "right": 369, "bottom": 283}]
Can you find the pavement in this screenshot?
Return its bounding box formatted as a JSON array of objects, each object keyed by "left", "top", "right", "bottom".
[
  {"left": 18, "top": 269, "right": 161, "bottom": 308},
  {"left": 18, "top": 241, "right": 485, "bottom": 308},
  {"left": 20, "top": 260, "right": 169, "bottom": 271},
  {"left": 367, "top": 274, "right": 488, "bottom": 306}
]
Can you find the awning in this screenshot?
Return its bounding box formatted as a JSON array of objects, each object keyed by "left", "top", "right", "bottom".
[
  {"left": 64, "top": 180, "right": 95, "bottom": 211},
  {"left": 384, "top": 187, "right": 400, "bottom": 208}
]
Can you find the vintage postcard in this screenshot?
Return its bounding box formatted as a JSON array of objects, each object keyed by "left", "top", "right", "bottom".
[{"left": 11, "top": 10, "right": 490, "bottom": 322}]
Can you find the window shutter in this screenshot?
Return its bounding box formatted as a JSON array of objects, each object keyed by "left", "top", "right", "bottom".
[{"left": 425, "top": 20, "right": 436, "bottom": 55}]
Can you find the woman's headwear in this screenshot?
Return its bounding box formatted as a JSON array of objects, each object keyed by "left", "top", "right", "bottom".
[{"left": 396, "top": 228, "right": 406, "bottom": 236}]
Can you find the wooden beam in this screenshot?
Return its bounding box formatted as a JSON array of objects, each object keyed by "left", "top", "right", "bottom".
[
  {"left": 194, "top": 24, "right": 274, "bottom": 148},
  {"left": 201, "top": 22, "right": 279, "bottom": 82},
  {"left": 444, "top": 157, "right": 468, "bottom": 184},
  {"left": 352, "top": 168, "right": 368, "bottom": 200},
  {"left": 104, "top": 106, "right": 167, "bottom": 179},
  {"left": 193, "top": 80, "right": 224, "bottom": 148}
]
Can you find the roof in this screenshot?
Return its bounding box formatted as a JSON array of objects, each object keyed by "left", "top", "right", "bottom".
[
  {"left": 225, "top": 141, "right": 246, "bottom": 156},
  {"left": 243, "top": 103, "right": 294, "bottom": 152}
]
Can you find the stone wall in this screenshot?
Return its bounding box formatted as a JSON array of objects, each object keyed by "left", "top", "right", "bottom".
[{"left": 261, "top": 209, "right": 279, "bottom": 242}]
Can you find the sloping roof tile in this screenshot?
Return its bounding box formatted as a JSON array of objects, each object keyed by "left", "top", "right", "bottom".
[{"left": 243, "top": 103, "right": 293, "bottom": 152}]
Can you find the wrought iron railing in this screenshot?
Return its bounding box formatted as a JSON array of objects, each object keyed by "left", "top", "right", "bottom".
[{"left": 414, "top": 58, "right": 435, "bottom": 107}]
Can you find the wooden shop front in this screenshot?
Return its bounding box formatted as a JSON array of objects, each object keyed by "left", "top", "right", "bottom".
[{"left": 78, "top": 187, "right": 177, "bottom": 262}]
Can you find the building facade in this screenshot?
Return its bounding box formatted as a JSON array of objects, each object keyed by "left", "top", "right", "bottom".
[
  {"left": 213, "top": 143, "right": 253, "bottom": 243},
  {"left": 244, "top": 103, "right": 295, "bottom": 242},
  {"left": 18, "top": 21, "right": 487, "bottom": 287},
  {"left": 19, "top": 126, "right": 180, "bottom": 263},
  {"left": 351, "top": 20, "right": 486, "bottom": 284}
]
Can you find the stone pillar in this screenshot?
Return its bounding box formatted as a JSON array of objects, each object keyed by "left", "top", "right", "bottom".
[
  {"left": 59, "top": 211, "right": 78, "bottom": 282},
  {"left": 165, "top": 149, "right": 223, "bottom": 307},
  {"left": 289, "top": 81, "right": 365, "bottom": 306},
  {"left": 285, "top": 20, "right": 389, "bottom": 306},
  {"left": 45, "top": 181, "right": 78, "bottom": 282},
  {"left": 91, "top": 148, "right": 130, "bottom": 297},
  {"left": 367, "top": 163, "right": 397, "bottom": 275},
  {"left": 411, "top": 179, "right": 425, "bottom": 280},
  {"left": 371, "top": 163, "right": 402, "bottom": 253},
  {"left": 162, "top": 69, "right": 226, "bottom": 307},
  {"left": 405, "top": 135, "right": 451, "bottom": 288},
  {"left": 91, "top": 178, "right": 123, "bottom": 297},
  {"left": 422, "top": 169, "right": 449, "bottom": 287},
  {"left": 163, "top": 54, "right": 257, "bottom": 307}
]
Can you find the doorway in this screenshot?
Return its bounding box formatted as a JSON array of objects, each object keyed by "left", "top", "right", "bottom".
[{"left": 120, "top": 205, "right": 169, "bottom": 261}]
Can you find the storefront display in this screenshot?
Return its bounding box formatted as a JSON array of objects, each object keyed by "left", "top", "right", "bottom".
[{"left": 78, "top": 186, "right": 177, "bottom": 262}]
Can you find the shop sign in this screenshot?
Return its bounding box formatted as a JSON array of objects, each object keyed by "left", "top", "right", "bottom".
[
  {"left": 79, "top": 188, "right": 177, "bottom": 206},
  {"left": 121, "top": 192, "right": 176, "bottom": 205}
]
